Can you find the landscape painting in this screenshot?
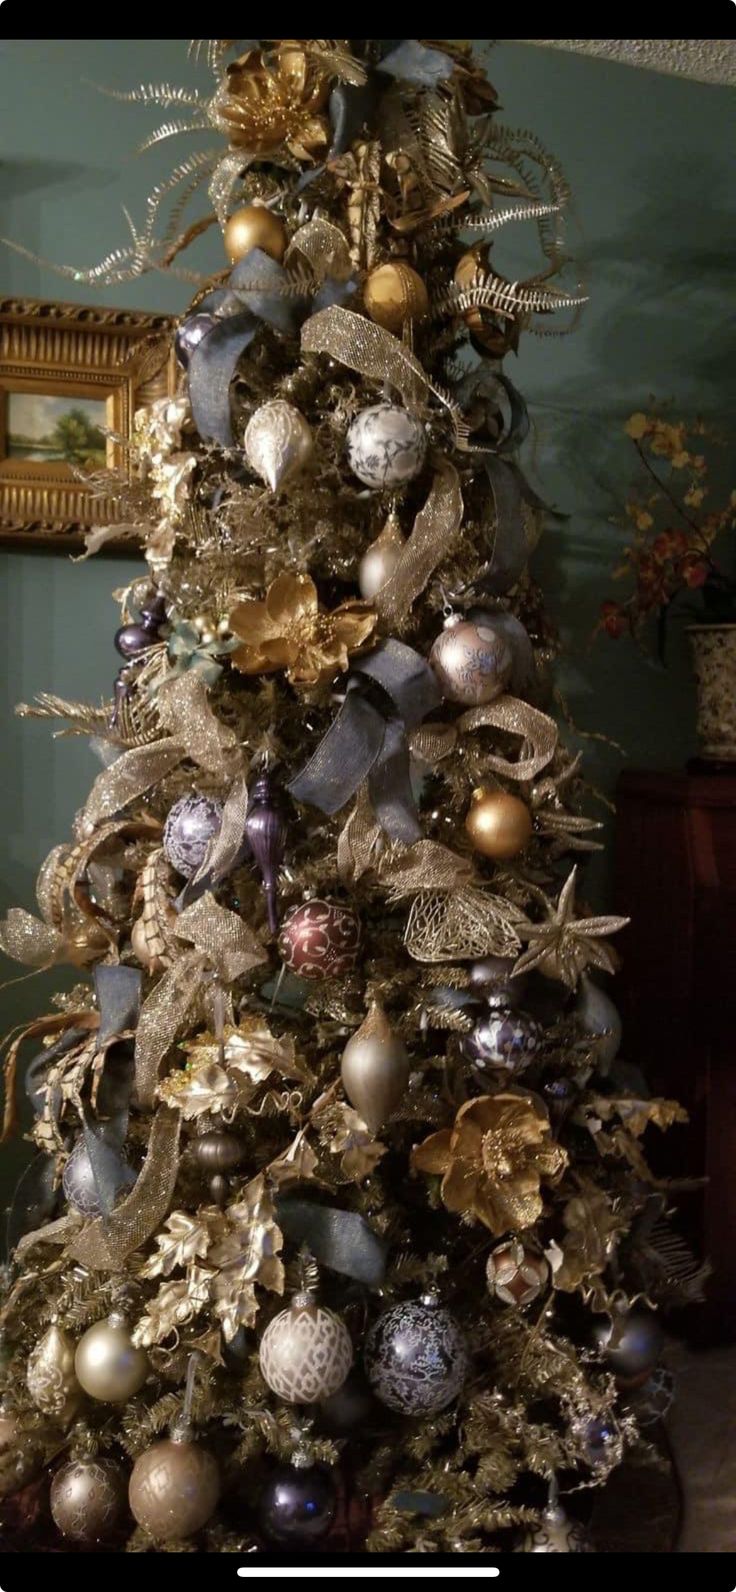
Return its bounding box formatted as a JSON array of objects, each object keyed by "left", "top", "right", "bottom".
[{"left": 7, "top": 392, "right": 108, "bottom": 468}]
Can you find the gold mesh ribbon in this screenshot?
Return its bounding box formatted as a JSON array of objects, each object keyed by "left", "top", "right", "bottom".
[
  {"left": 375, "top": 460, "right": 464, "bottom": 630},
  {"left": 66, "top": 1105, "right": 181, "bottom": 1270},
  {"left": 301, "top": 305, "right": 428, "bottom": 409},
  {"left": 382, "top": 839, "right": 476, "bottom": 898},
  {"left": 0, "top": 908, "right": 61, "bottom": 969},
  {"left": 458, "top": 696, "right": 558, "bottom": 782},
  {"left": 82, "top": 740, "right": 185, "bottom": 827},
  {"left": 134, "top": 895, "right": 266, "bottom": 1106},
  {"left": 156, "top": 673, "right": 240, "bottom": 778},
  {"left": 409, "top": 722, "right": 458, "bottom": 768},
  {"left": 286, "top": 218, "right": 353, "bottom": 281},
  {"left": 184, "top": 772, "right": 250, "bottom": 895}
]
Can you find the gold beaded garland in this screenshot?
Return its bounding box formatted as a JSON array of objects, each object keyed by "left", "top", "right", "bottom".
[
  {"left": 465, "top": 787, "right": 533, "bottom": 860},
  {"left": 223, "top": 203, "right": 288, "bottom": 264}
]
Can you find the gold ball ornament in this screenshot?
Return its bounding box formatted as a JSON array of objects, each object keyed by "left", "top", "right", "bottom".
[
  {"left": 129, "top": 1432, "right": 220, "bottom": 1541},
  {"left": 429, "top": 616, "right": 512, "bottom": 706},
  {"left": 358, "top": 509, "right": 405, "bottom": 600},
  {"left": 223, "top": 203, "right": 288, "bottom": 265},
  {"left": 244, "top": 399, "right": 314, "bottom": 492},
  {"left": 363, "top": 261, "right": 429, "bottom": 333},
  {"left": 486, "top": 1239, "right": 550, "bottom": 1307},
  {"left": 465, "top": 787, "right": 533, "bottom": 860},
  {"left": 74, "top": 1314, "right": 149, "bottom": 1404},
  {"left": 27, "top": 1324, "right": 81, "bottom": 1424},
  {"left": 50, "top": 1456, "right": 129, "bottom": 1543},
  {"left": 341, "top": 1002, "right": 410, "bottom": 1134},
  {"left": 259, "top": 1294, "right": 353, "bottom": 1404}
]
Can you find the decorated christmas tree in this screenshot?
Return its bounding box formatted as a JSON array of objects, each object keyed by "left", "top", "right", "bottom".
[{"left": 0, "top": 39, "right": 696, "bottom": 1556}]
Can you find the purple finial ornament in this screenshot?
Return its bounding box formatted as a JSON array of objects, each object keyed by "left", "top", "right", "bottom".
[{"left": 244, "top": 771, "right": 287, "bottom": 935}]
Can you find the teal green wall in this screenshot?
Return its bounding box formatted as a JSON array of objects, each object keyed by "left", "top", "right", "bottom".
[{"left": 0, "top": 39, "right": 733, "bottom": 1092}]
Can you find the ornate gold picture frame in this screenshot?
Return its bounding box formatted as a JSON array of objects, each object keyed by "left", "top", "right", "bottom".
[{"left": 0, "top": 296, "right": 174, "bottom": 549}]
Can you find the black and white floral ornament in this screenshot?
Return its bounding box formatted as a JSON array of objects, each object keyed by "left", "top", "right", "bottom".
[
  {"left": 162, "top": 793, "right": 223, "bottom": 880},
  {"left": 364, "top": 1293, "right": 468, "bottom": 1416},
  {"left": 346, "top": 402, "right": 426, "bottom": 490},
  {"left": 516, "top": 1501, "right": 595, "bottom": 1553}
]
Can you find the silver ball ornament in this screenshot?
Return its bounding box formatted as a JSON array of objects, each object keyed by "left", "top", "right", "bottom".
[
  {"left": 50, "top": 1456, "right": 128, "bottom": 1542},
  {"left": 128, "top": 1434, "right": 220, "bottom": 1540},
  {"left": 364, "top": 1296, "right": 468, "bottom": 1416},
  {"left": 429, "top": 617, "right": 512, "bottom": 706},
  {"left": 75, "top": 1314, "right": 149, "bottom": 1403},
  {"left": 259, "top": 1297, "right": 353, "bottom": 1405},
  {"left": 163, "top": 793, "right": 223, "bottom": 880},
  {"left": 62, "top": 1136, "right": 135, "bottom": 1218},
  {"left": 516, "top": 1504, "right": 595, "bottom": 1553},
  {"left": 347, "top": 402, "right": 426, "bottom": 490},
  {"left": 358, "top": 510, "right": 405, "bottom": 599},
  {"left": 593, "top": 1306, "right": 664, "bottom": 1385}
]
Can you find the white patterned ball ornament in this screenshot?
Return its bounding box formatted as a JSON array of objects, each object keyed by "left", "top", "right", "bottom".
[
  {"left": 346, "top": 403, "right": 427, "bottom": 490},
  {"left": 259, "top": 1300, "right": 353, "bottom": 1405}
]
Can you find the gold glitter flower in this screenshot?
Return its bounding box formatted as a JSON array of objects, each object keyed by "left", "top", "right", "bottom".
[
  {"left": 512, "top": 867, "right": 629, "bottom": 989},
  {"left": 211, "top": 42, "right": 333, "bottom": 161},
  {"left": 229, "top": 572, "right": 377, "bottom": 687},
  {"left": 412, "top": 1092, "right": 567, "bottom": 1235}
]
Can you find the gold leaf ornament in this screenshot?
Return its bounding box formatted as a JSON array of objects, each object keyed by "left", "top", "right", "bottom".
[
  {"left": 140, "top": 1210, "right": 219, "bottom": 1278},
  {"left": 208, "top": 1174, "right": 285, "bottom": 1339}
]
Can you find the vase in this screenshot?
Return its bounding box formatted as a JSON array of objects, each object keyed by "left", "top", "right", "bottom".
[{"left": 687, "top": 625, "right": 736, "bottom": 763}]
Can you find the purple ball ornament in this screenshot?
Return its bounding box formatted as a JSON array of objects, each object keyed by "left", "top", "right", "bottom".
[
  {"left": 114, "top": 592, "right": 168, "bottom": 661},
  {"left": 174, "top": 312, "right": 217, "bottom": 370},
  {"left": 244, "top": 770, "right": 288, "bottom": 935},
  {"left": 258, "top": 1460, "right": 337, "bottom": 1546},
  {"left": 462, "top": 995, "right": 542, "bottom": 1080}
]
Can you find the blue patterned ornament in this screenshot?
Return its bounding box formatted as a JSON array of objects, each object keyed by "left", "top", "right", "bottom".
[
  {"left": 364, "top": 1295, "right": 468, "bottom": 1415},
  {"left": 462, "top": 997, "right": 542, "bottom": 1080},
  {"left": 346, "top": 402, "right": 426, "bottom": 490}
]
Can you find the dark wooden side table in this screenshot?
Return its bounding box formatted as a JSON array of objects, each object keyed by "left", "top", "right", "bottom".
[{"left": 615, "top": 769, "right": 736, "bottom": 1341}]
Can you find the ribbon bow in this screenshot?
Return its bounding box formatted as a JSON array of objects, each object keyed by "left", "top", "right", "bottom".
[
  {"left": 287, "top": 638, "right": 441, "bottom": 843},
  {"left": 188, "top": 234, "right": 356, "bottom": 448}
]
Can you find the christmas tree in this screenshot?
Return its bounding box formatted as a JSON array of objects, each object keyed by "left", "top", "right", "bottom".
[{"left": 0, "top": 40, "right": 696, "bottom": 1555}]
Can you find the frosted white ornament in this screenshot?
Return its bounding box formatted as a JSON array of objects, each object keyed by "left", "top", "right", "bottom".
[
  {"left": 244, "top": 400, "right": 313, "bottom": 492},
  {"left": 347, "top": 403, "right": 426, "bottom": 490}
]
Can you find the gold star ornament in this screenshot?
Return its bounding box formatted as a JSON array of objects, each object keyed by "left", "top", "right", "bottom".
[{"left": 512, "top": 867, "right": 629, "bottom": 989}]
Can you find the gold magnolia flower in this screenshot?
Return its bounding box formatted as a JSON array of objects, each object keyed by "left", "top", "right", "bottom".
[
  {"left": 412, "top": 1092, "right": 567, "bottom": 1235},
  {"left": 229, "top": 572, "right": 376, "bottom": 687},
  {"left": 211, "top": 41, "right": 333, "bottom": 161}
]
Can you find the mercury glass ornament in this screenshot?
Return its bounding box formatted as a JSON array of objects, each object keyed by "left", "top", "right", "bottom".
[
  {"left": 245, "top": 770, "right": 287, "bottom": 934},
  {"left": 50, "top": 1456, "right": 128, "bottom": 1543},
  {"left": 429, "top": 616, "right": 512, "bottom": 707},
  {"left": 461, "top": 998, "right": 542, "bottom": 1079},
  {"left": 571, "top": 1411, "right": 623, "bottom": 1469},
  {"left": 341, "top": 1002, "right": 409, "bottom": 1133},
  {"left": 575, "top": 973, "right": 622, "bottom": 1070},
  {"left": 259, "top": 1459, "right": 336, "bottom": 1545},
  {"left": 244, "top": 399, "right": 313, "bottom": 492},
  {"left": 346, "top": 402, "right": 427, "bottom": 490},
  {"left": 27, "top": 1324, "right": 80, "bottom": 1423},
  {"left": 358, "top": 509, "right": 405, "bottom": 600},
  {"left": 516, "top": 1503, "right": 595, "bottom": 1553},
  {"left": 162, "top": 793, "right": 224, "bottom": 880},
  {"left": 467, "top": 607, "right": 536, "bottom": 698},
  {"left": 128, "top": 1428, "right": 220, "bottom": 1541},
  {"left": 364, "top": 1295, "right": 468, "bottom": 1416},
  {"left": 259, "top": 1294, "right": 353, "bottom": 1405},
  {"left": 593, "top": 1306, "right": 664, "bottom": 1386},
  {"left": 62, "top": 1136, "right": 135, "bottom": 1219},
  {"left": 190, "top": 1129, "right": 245, "bottom": 1174},
  {"left": 75, "top": 1313, "right": 149, "bottom": 1404},
  {"left": 486, "top": 1239, "right": 550, "bottom": 1307},
  {"left": 174, "top": 313, "right": 217, "bottom": 369},
  {"left": 278, "top": 898, "right": 361, "bottom": 980}
]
